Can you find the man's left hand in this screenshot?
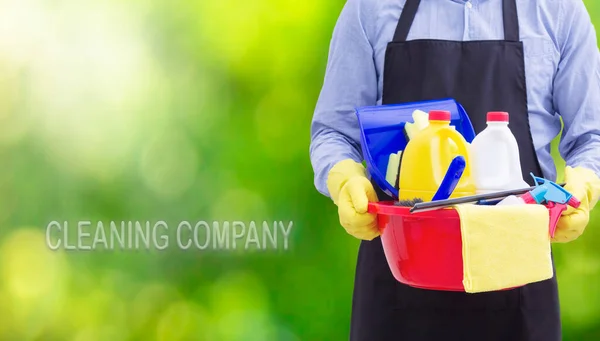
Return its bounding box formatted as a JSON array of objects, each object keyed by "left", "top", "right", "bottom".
[{"left": 553, "top": 166, "right": 600, "bottom": 243}]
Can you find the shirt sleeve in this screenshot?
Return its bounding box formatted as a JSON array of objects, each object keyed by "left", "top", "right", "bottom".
[
  {"left": 309, "top": 0, "right": 379, "bottom": 197},
  {"left": 554, "top": 0, "right": 600, "bottom": 177}
]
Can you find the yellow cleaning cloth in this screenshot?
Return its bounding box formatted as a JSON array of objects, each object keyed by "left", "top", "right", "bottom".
[{"left": 453, "top": 204, "right": 553, "bottom": 293}]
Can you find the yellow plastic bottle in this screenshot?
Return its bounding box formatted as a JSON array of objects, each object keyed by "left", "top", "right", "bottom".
[{"left": 399, "top": 110, "right": 476, "bottom": 201}]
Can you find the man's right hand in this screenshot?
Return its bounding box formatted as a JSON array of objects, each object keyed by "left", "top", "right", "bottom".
[{"left": 327, "top": 159, "right": 379, "bottom": 240}]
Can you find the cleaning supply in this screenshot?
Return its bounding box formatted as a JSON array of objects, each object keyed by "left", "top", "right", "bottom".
[
  {"left": 454, "top": 204, "right": 553, "bottom": 293},
  {"left": 495, "top": 174, "right": 581, "bottom": 237},
  {"left": 382, "top": 111, "right": 431, "bottom": 189},
  {"left": 471, "top": 112, "right": 529, "bottom": 194},
  {"left": 496, "top": 195, "right": 526, "bottom": 206},
  {"left": 399, "top": 110, "right": 476, "bottom": 201},
  {"left": 432, "top": 156, "right": 466, "bottom": 201},
  {"left": 389, "top": 110, "right": 429, "bottom": 189},
  {"left": 356, "top": 99, "right": 477, "bottom": 201},
  {"left": 326, "top": 159, "right": 379, "bottom": 240},
  {"left": 498, "top": 177, "right": 578, "bottom": 207},
  {"left": 385, "top": 151, "right": 402, "bottom": 187},
  {"left": 496, "top": 188, "right": 548, "bottom": 207},
  {"left": 409, "top": 182, "right": 566, "bottom": 213},
  {"left": 394, "top": 109, "right": 429, "bottom": 189},
  {"left": 368, "top": 201, "right": 465, "bottom": 290},
  {"left": 403, "top": 110, "right": 429, "bottom": 140},
  {"left": 393, "top": 198, "right": 424, "bottom": 207},
  {"left": 554, "top": 166, "right": 600, "bottom": 243}
]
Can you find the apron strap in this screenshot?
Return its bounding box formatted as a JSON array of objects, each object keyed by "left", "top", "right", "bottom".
[
  {"left": 392, "top": 0, "right": 421, "bottom": 42},
  {"left": 502, "top": 0, "right": 520, "bottom": 41},
  {"left": 392, "top": 0, "right": 520, "bottom": 42}
]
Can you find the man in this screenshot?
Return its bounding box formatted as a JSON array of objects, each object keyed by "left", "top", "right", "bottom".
[{"left": 310, "top": 0, "right": 600, "bottom": 340}]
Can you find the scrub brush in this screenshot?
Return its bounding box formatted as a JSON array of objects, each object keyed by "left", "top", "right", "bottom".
[{"left": 394, "top": 198, "right": 424, "bottom": 207}]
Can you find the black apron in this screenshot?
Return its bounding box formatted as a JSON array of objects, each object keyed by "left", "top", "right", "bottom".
[{"left": 351, "top": 0, "right": 561, "bottom": 340}]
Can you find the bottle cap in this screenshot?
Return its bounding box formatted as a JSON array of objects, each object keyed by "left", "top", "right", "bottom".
[
  {"left": 487, "top": 111, "right": 509, "bottom": 122},
  {"left": 429, "top": 110, "right": 451, "bottom": 121}
]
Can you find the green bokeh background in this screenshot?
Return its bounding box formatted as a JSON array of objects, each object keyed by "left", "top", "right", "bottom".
[{"left": 0, "top": 0, "right": 599, "bottom": 340}]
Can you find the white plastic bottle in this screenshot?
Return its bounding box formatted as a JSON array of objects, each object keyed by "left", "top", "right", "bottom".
[
  {"left": 497, "top": 195, "right": 526, "bottom": 206},
  {"left": 470, "top": 112, "right": 529, "bottom": 194}
]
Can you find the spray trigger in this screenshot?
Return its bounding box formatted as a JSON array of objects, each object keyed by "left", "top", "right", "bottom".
[{"left": 527, "top": 173, "right": 581, "bottom": 237}]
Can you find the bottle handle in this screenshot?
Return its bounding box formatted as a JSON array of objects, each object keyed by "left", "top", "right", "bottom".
[{"left": 438, "top": 128, "right": 471, "bottom": 170}]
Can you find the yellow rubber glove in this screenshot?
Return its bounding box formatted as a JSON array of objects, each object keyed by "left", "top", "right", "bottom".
[
  {"left": 326, "top": 159, "right": 379, "bottom": 240},
  {"left": 553, "top": 166, "right": 600, "bottom": 243}
]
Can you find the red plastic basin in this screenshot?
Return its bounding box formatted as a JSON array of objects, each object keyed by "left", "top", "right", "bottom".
[{"left": 368, "top": 201, "right": 465, "bottom": 291}]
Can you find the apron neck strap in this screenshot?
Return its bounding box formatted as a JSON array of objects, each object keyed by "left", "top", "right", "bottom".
[
  {"left": 392, "top": 0, "right": 520, "bottom": 42},
  {"left": 502, "top": 0, "right": 520, "bottom": 41},
  {"left": 392, "top": 0, "right": 421, "bottom": 42}
]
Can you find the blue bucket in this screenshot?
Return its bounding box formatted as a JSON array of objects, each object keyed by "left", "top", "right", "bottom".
[{"left": 356, "top": 98, "right": 476, "bottom": 199}]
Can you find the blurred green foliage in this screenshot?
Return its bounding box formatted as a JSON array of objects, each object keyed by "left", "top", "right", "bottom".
[{"left": 0, "top": 0, "right": 599, "bottom": 340}]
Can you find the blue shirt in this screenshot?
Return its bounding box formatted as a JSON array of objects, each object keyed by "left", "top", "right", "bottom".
[{"left": 310, "top": 0, "right": 600, "bottom": 197}]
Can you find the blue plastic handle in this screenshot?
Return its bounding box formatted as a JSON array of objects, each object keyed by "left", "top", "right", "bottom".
[{"left": 432, "top": 156, "right": 466, "bottom": 201}]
